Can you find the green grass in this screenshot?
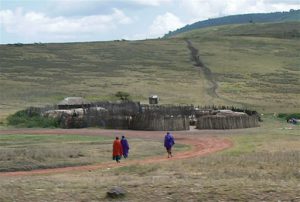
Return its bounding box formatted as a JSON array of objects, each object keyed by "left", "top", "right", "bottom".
[
  {"left": 0, "top": 39, "right": 209, "bottom": 121},
  {"left": 0, "top": 134, "right": 108, "bottom": 145},
  {"left": 0, "top": 134, "right": 110, "bottom": 172},
  {"left": 0, "top": 134, "right": 190, "bottom": 172},
  {"left": 174, "top": 22, "right": 300, "bottom": 112},
  {"left": 277, "top": 113, "right": 300, "bottom": 120},
  {"left": 0, "top": 117, "right": 299, "bottom": 201},
  {"left": 175, "top": 22, "right": 300, "bottom": 39},
  {"left": 6, "top": 109, "right": 59, "bottom": 128},
  {"left": 106, "top": 115, "right": 300, "bottom": 201},
  {"left": 1, "top": 22, "right": 299, "bottom": 122}
]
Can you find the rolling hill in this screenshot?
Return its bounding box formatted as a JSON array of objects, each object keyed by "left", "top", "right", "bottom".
[
  {"left": 0, "top": 22, "right": 299, "bottom": 121},
  {"left": 172, "top": 22, "right": 300, "bottom": 112},
  {"left": 164, "top": 9, "right": 300, "bottom": 38}
]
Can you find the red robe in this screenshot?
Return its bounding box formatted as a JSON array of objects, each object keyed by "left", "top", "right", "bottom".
[{"left": 113, "top": 140, "right": 123, "bottom": 157}]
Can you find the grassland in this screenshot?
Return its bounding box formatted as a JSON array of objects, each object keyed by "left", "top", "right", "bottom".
[
  {"left": 1, "top": 22, "right": 299, "bottom": 200},
  {"left": 1, "top": 22, "right": 299, "bottom": 122},
  {"left": 0, "top": 116, "right": 299, "bottom": 201},
  {"left": 0, "top": 134, "right": 189, "bottom": 172},
  {"left": 174, "top": 22, "right": 300, "bottom": 112},
  {"left": 0, "top": 39, "right": 207, "bottom": 121}
]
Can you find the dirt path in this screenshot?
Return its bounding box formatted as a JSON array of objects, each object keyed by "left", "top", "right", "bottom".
[
  {"left": 185, "top": 39, "right": 248, "bottom": 107},
  {"left": 0, "top": 129, "right": 233, "bottom": 177},
  {"left": 185, "top": 39, "right": 219, "bottom": 98}
]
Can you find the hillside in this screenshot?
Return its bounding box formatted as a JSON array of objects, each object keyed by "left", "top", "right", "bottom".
[
  {"left": 174, "top": 22, "right": 300, "bottom": 39},
  {"left": 0, "top": 22, "right": 299, "bottom": 120},
  {"left": 164, "top": 9, "right": 300, "bottom": 38},
  {"left": 173, "top": 22, "right": 300, "bottom": 112}
]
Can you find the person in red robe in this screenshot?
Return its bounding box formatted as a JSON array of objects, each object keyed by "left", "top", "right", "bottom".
[{"left": 112, "top": 137, "right": 123, "bottom": 163}]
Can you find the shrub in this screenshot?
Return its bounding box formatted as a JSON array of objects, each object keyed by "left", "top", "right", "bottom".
[
  {"left": 277, "top": 113, "right": 300, "bottom": 120},
  {"left": 7, "top": 108, "right": 59, "bottom": 128},
  {"left": 115, "top": 91, "right": 131, "bottom": 101}
]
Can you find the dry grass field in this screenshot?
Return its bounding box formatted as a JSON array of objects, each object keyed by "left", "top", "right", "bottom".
[
  {"left": 0, "top": 115, "right": 299, "bottom": 201},
  {"left": 1, "top": 22, "right": 299, "bottom": 122},
  {"left": 0, "top": 21, "right": 299, "bottom": 201},
  {"left": 0, "top": 134, "right": 189, "bottom": 172},
  {"left": 174, "top": 22, "right": 300, "bottom": 112}
]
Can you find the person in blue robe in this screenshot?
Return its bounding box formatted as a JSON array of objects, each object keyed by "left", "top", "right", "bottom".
[
  {"left": 121, "top": 135, "right": 130, "bottom": 158},
  {"left": 164, "top": 132, "right": 175, "bottom": 158}
]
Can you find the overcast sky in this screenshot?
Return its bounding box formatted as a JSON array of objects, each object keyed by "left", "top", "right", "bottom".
[{"left": 0, "top": 0, "right": 299, "bottom": 44}]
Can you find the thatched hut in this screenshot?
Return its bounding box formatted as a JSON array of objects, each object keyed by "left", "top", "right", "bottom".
[{"left": 57, "top": 97, "right": 91, "bottom": 109}]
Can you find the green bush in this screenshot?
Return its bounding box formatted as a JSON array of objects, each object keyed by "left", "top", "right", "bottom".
[
  {"left": 115, "top": 91, "right": 131, "bottom": 101},
  {"left": 277, "top": 113, "right": 300, "bottom": 120},
  {"left": 7, "top": 109, "right": 59, "bottom": 128}
]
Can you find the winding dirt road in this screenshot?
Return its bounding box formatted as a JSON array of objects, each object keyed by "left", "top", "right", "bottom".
[{"left": 0, "top": 129, "right": 233, "bottom": 177}]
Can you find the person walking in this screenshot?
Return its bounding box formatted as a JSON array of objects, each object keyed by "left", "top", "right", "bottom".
[
  {"left": 164, "top": 132, "right": 175, "bottom": 158},
  {"left": 112, "top": 137, "right": 123, "bottom": 163},
  {"left": 121, "top": 135, "right": 130, "bottom": 158}
]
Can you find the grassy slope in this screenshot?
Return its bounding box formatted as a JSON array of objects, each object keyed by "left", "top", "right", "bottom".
[
  {"left": 0, "top": 39, "right": 208, "bottom": 120},
  {"left": 0, "top": 22, "right": 299, "bottom": 121},
  {"left": 164, "top": 10, "right": 300, "bottom": 37},
  {"left": 174, "top": 22, "right": 300, "bottom": 112}
]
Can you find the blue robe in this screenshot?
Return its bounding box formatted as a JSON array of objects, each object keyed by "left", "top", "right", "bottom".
[
  {"left": 164, "top": 133, "right": 175, "bottom": 149},
  {"left": 121, "top": 138, "right": 130, "bottom": 158}
]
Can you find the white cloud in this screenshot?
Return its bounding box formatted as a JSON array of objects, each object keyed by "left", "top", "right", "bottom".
[
  {"left": 122, "top": 12, "right": 184, "bottom": 40},
  {"left": 1, "top": 0, "right": 299, "bottom": 43},
  {"left": 148, "top": 12, "right": 184, "bottom": 37},
  {"left": 0, "top": 8, "right": 132, "bottom": 42},
  {"left": 180, "top": 0, "right": 227, "bottom": 22},
  {"left": 265, "top": 0, "right": 300, "bottom": 4},
  {"left": 131, "top": 0, "right": 172, "bottom": 6}
]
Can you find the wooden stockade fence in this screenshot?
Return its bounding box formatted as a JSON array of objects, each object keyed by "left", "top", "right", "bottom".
[
  {"left": 25, "top": 101, "right": 261, "bottom": 130},
  {"left": 129, "top": 105, "right": 192, "bottom": 130},
  {"left": 140, "top": 104, "right": 194, "bottom": 116},
  {"left": 130, "top": 113, "right": 189, "bottom": 131},
  {"left": 196, "top": 115, "right": 259, "bottom": 129}
]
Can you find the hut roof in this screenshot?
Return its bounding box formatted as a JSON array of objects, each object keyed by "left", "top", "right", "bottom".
[
  {"left": 149, "top": 95, "right": 159, "bottom": 99},
  {"left": 58, "top": 97, "right": 91, "bottom": 106},
  {"left": 216, "top": 110, "right": 247, "bottom": 117}
]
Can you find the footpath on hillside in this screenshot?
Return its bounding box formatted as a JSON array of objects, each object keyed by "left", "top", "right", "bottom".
[
  {"left": 0, "top": 128, "right": 233, "bottom": 177},
  {"left": 185, "top": 39, "right": 248, "bottom": 106},
  {"left": 185, "top": 39, "right": 219, "bottom": 98}
]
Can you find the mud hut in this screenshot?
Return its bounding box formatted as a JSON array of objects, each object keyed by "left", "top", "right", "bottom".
[
  {"left": 149, "top": 95, "right": 159, "bottom": 104},
  {"left": 57, "top": 97, "right": 91, "bottom": 109}
]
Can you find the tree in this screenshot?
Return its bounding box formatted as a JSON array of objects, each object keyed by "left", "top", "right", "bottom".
[{"left": 115, "top": 91, "right": 130, "bottom": 101}]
